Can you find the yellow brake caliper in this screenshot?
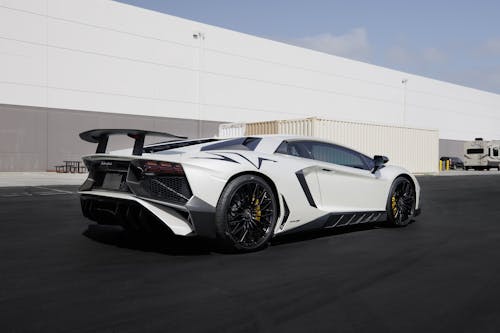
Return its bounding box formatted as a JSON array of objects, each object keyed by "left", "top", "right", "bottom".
[
  {"left": 253, "top": 197, "right": 262, "bottom": 222},
  {"left": 391, "top": 195, "right": 398, "bottom": 217}
]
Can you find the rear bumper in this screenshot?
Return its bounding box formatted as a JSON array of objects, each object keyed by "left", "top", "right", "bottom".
[
  {"left": 80, "top": 192, "right": 217, "bottom": 238},
  {"left": 79, "top": 157, "right": 218, "bottom": 238}
]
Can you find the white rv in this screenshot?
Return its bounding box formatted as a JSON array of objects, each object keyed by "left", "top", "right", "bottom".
[{"left": 464, "top": 138, "right": 500, "bottom": 170}]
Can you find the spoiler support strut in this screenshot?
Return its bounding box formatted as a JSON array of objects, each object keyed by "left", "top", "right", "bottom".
[{"left": 79, "top": 129, "right": 187, "bottom": 156}]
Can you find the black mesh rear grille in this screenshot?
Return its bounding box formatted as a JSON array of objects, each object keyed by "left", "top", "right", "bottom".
[
  {"left": 141, "top": 176, "right": 192, "bottom": 204},
  {"left": 83, "top": 158, "right": 192, "bottom": 205}
]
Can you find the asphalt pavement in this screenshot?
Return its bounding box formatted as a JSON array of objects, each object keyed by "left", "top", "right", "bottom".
[{"left": 1, "top": 176, "right": 500, "bottom": 332}]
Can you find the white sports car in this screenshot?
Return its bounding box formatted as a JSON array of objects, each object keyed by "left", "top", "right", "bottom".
[{"left": 79, "top": 129, "right": 421, "bottom": 252}]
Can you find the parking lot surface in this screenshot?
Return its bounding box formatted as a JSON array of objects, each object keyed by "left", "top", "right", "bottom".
[{"left": 1, "top": 176, "right": 500, "bottom": 332}]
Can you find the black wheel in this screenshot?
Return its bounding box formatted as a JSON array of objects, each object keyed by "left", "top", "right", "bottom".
[
  {"left": 215, "top": 174, "right": 278, "bottom": 252},
  {"left": 386, "top": 177, "right": 415, "bottom": 227}
]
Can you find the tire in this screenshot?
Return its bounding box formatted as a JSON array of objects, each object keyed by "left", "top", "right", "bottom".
[
  {"left": 215, "top": 174, "right": 278, "bottom": 252},
  {"left": 386, "top": 177, "right": 415, "bottom": 227}
]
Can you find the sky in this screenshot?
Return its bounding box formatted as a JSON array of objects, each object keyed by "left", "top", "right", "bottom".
[{"left": 116, "top": 0, "right": 500, "bottom": 94}]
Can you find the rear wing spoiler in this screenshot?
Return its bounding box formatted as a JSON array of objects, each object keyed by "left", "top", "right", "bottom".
[{"left": 79, "top": 129, "right": 187, "bottom": 156}]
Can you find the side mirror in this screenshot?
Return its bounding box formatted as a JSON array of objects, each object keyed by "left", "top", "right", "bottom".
[{"left": 372, "top": 155, "right": 389, "bottom": 174}]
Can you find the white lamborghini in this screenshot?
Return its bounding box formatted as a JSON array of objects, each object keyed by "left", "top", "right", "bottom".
[{"left": 79, "top": 129, "right": 421, "bottom": 252}]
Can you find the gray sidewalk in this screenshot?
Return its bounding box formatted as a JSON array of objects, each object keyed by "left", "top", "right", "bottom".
[{"left": 0, "top": 172, "right": 87, "bottom": 187}]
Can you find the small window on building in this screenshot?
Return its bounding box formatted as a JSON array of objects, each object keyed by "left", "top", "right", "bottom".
[{"left": 467, "top": 148, "right": 484, "bottom": 154}]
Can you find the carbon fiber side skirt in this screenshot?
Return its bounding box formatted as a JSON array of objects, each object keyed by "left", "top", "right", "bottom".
[{"left": 280, "top": 210, "right": 387, "bottom": 235}]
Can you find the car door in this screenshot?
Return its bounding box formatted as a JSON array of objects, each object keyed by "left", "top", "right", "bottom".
[{"left": 288, "top": 140, "right": 388, "bottom": 212}]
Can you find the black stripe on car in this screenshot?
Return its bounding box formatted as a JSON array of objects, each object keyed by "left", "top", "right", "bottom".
[
  {"left": 196, "top": 152, "right": 276, "bottom": 170},
  {"left": 295, "top": 170, "right": 317, "bottom": 208}
]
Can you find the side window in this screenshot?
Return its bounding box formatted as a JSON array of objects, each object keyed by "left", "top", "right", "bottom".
[
  {"left": 494, "top": 148, "right": 499, "bottom": 157},
  {"left": 361, "top": 154, "right": 375, "bottom": 170},
  {"left": 275, "top": 140, "right": 371, "bottom": 170},
  {"left": 308, "top": 142, "right": 367, "bottom": 169},
  {"left": 275, "top": 141, "right": 310, "bottom": 158}
]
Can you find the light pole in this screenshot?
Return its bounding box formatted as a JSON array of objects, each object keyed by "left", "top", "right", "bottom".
[
  {"left": 193, "top": 32, "right": 205, "bottom": 137},
  {"left": 402, "top": 78, "right": 408, "bottom": 126}
]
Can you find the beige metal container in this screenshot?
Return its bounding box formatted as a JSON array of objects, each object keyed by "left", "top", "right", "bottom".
[
  {"left": 218, "top": 123, "right": 246, "bottom": 137},
  {"left": 220, "top": 117, "right": 439, "bottom": 173}
]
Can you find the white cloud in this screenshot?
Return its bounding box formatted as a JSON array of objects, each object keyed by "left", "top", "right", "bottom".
[
  {"left": 385, "top": 46, "right": 446, "bottom": 69},
  {"left": 422, "top": 48, "right": 446, "bottom": 63},
  {"left": 290, "top": 28, "right": 371, "bottom": 61},
  {"left": 386, "top": 46, "right": 414, "bottom": 66},
  {"left": 385, "top": 41, "right": 500, "bottom": 93}
]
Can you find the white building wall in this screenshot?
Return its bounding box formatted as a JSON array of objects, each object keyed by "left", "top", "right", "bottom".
[{"left": 1, "top": 0, "right": 500, "bottom": 141}]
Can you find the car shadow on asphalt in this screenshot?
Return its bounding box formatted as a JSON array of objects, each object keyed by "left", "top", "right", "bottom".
[
  {"left": 83, "top": 221, "right": 402, "bottom": 255},
  {"left": 83, "top": 224, "right": 214, "bottom": 256}
]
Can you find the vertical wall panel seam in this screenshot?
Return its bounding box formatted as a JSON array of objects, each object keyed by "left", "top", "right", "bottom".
[{"left": 45, "top": 0, "right": 49, "bottom": 170}]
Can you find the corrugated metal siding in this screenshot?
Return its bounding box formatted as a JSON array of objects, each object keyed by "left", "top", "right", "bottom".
[
  {"left": 245, "top": 121, "right": 279, "bottom": 135},
  {"left": 218, "top": 123, "right": 246, "bottom": 137},
  {"left": 278, "top": 118, "right": 315, "bottom": 136},
  {"left": 221, "top": 117, "right": 438, "bottom": 173}
]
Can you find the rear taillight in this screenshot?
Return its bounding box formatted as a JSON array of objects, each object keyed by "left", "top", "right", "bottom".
[{"left": 142, "top": 160, "right": 185, "bottom": 175}]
